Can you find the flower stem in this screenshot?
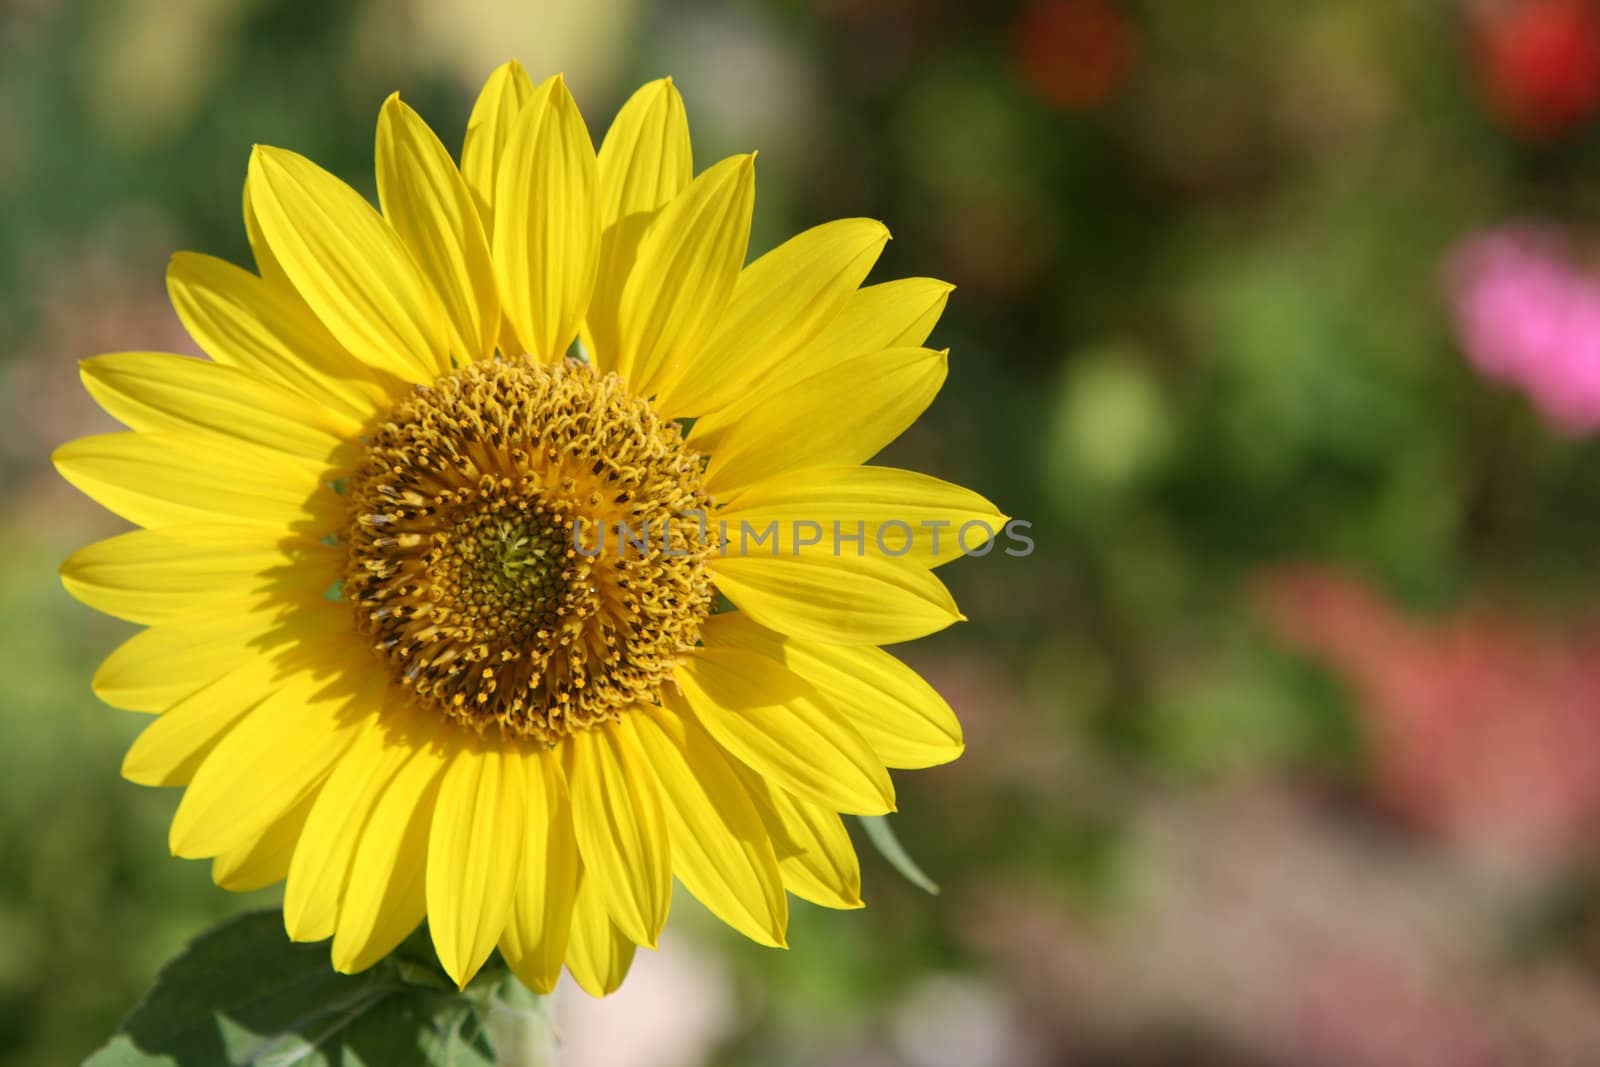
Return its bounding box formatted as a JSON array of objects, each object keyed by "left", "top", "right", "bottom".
[{"left": 487, "top": 977, "right": 558, "bottom": 1067}]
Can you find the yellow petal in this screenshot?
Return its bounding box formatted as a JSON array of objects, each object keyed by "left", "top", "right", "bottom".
[
  {"left": 461, "top": 60, "right": 536, "bottom": 358},
  {"left": 93, "top": 597, "right": 330, "bottom": 713},
  {"left": 499, "top": 749, "right": 579, "bottom": 994},
  {"left": 62, "top": 524, "right": 337, "bottom": 626},
  {"left": 427, "top": 740, "right": 527, "bottom": 989},
  {"left": 121, "top": 653, "right": 290, "bottom": 785},
  {"left": 212, "top": 789, "right": 315, "bottom": 892},
  {"left": 735, "top": 770, "right": 864, "bottom": 909},
  {"left": 329, "top": 734, "right": 450, "bottom": 972},
  {"left": 461, "top": 60, "right": 535, "bottom": 235},
  {"left": 652, "top": 218, "right": 890, "bottom": 417},
  {"left": 615, "top": 154, "right": 755, "bottom": 391},
  {"left": 585, "top": 77, "right": 692, "bottom": 371},
  {"left": 675, "top": 647, "right": 894, "bottom": 815},
  {"left": 719, "top": 464, "right": 1006, "bottom": 571},
  {"left": 638, "top": 697, "right": 787, "bottom": 947},
  {"left": 243, "top": 178, "right": 289, "bottom": 288},
  {"left": 248, "top": 145, "right": 449, "bottom": 380},
  {"left": 168, "top": 661, "right": 374, "bottom": 858},
  {"left": 702, "top": 346, "right": 947, "bottom": 498},
  {"left": 711, "top": 551, "right": 963, "bottom": 646},
  {"left": 492, "top": 74, "right": 600, "bottom": 360},
  {"left": 81, "top": 351, "right": 356, "bottom": 472},
  {"left": 774, "top": 276, "right": 951, "bottom": 383},
  {"left": 689, "top": 277, "right": 952, "bottom": 452},
  {"left": 565, "top": 718, "right": 671, "bottom": 948},
  {"left": 166, "top": 251, "right": 392, "bottom": 422},
  {"left": 284, "top": 704, "right": 434, "bottom": 942},
  {"left": 702, "top": 613, "right": 963, "bottom": 769},
  {"left": 53, "top": 431, "right": 342, "bottom": 532},
  {"left": 376, "top": 94, "right": 501, "bottom": 364},
  {"left": 564, "top": 868, "right": 637, "bottom": 998}
]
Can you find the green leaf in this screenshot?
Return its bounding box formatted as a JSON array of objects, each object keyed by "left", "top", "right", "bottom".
[
  {"left": 857, "top": 814, "right": 940, "bottom": 895},
  {"left": 83, "top": 910, "right": 502, "bottom": 1067}
]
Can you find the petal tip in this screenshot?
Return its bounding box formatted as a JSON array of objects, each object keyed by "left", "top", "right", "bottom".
[
  {"left": 431, "top": 938, "right": 474, "bottom": 991},
  {"left": 249, "top": 143, "right": 300, "bottom": 176},
  {"left": 168, "top": 825, "right": 202, "bottom": 860},
  {"left": 120, "top": 750, "right": 152, "bottom": 786},
  {"left": 247, "top": 145, "right": 279, "bottom": 179},
  {"left": 546, "top": 72, "right": 575, "bottom": 104},
  {"left": 47, "top": 441, "right": 74, "bottom": 474}
]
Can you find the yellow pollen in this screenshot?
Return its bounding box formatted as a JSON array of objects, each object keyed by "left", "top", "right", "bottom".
[{"left": 341, "top": 357, "right": 714, "bottom": 742}]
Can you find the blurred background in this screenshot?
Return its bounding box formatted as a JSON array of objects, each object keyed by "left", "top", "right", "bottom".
[{"left": 13, "top": 0, "right": 1600, "bottom": 1064}]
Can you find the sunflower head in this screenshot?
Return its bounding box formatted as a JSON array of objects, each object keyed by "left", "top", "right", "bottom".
[
  {"left": 55, "top": 61, "right": 1003, "bottom": 997},
  {"left": 342, "top": 356, "right": 714, "bottom": 742}
]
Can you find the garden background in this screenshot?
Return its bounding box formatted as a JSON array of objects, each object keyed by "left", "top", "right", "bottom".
[{"left": 8, "top": 1, "right": 1600, "bottom": 1064}]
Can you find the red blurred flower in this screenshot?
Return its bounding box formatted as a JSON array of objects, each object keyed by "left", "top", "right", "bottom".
[
  {"left": 1468, "top": 0, "right": 1600, "bottom": 139},
  {"left": 1011, "top": 0, "right": 1138, "bottom": 111},
  {"left": 1258, "top": 566, "right": 1600, "bottom": 875}
]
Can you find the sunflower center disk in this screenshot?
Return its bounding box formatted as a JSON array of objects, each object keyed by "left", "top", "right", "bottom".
[{"left": 341, "top": 358, "right": 715, "bottom": 742}]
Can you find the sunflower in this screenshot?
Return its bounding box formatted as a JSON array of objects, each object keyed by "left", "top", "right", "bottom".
[{"left": 54, "top": 63, "right": 1003, "bottom": 997}]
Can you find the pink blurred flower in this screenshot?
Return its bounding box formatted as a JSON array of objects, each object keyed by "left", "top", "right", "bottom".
[
  {"left": 1447, "top": 222, "right": 1600, "bottom": 435},
  {"left": 1258, "top": 566, "right": 1600, "bottom": 875}
]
